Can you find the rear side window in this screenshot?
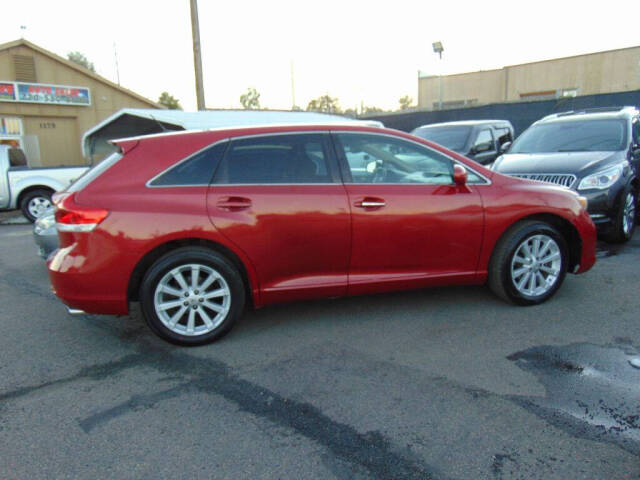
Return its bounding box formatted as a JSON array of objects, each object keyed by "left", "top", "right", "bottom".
[
  {"left": 213, "top": 134, "right": 333, "bottom": 184},
  {"left": 149, "top": 141, "right": 228, "bottom": 186},
  {"left": 67, "top": 151, "right": 122, "bottom": 193}
]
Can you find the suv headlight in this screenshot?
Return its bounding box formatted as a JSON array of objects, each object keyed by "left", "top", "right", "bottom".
[{"left": 577, "top": 165, "right": 623, "bottom": 190}]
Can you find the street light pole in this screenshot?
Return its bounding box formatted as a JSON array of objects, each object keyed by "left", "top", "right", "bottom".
[
  {"left": 432, "top": 41, "right": 444, "bottom": 111},
  {"left": 190, "top": 0, "right": 206, "bottom": 110}
]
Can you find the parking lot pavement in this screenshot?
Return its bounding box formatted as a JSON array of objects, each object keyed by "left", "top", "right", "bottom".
[{"left": 0, "top": 223, "right": 638, "bottom": 479}]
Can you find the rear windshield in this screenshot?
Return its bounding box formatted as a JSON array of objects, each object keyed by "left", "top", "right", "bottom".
[
  {"left": 510, "top": 119, "right": 628, "bottom": 153},
  {"left": 411, "top": 126, "right": 471, "bottom": 152},
  {"left": 66, "top": 152, "right": 123, "bottom": 193}
]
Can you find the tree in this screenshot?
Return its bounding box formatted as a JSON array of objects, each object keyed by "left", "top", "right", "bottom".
[
  {"left": 158, "top": 92, "right": 182, "bottom": 110},
  {"left": 240, "top": 87, "right": 261, "bottom": 109},
  {"left": 343, "top": 108, "right": 358, "bottom": 118},
  {"left": 306, "top": 94, "right": 341, "bottom": 114},
  {"left": 399, "top": 95, "right": 413, "bottom": 110},
  {"left": 362, "top": 105, "right": 384, "bottom": 115},
  {"left": 67, "top": 51, "right": 95, "bottom": 72}
]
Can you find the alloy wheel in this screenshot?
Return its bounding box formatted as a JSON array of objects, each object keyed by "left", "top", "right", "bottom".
[
  {"left": 622, "top": 192, "right": 636, "bottom": 236},
  {"left": 153, "top": 263, "right": 231, "bottom": 336},
  {"left": 510, "top": 234, "right": 562, "bottom": 297}
]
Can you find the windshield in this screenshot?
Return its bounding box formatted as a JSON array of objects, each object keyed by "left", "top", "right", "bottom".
[
  {"left": 510, "top": 119, "right": 627, "bottom": 153},
  {"left": 411, "top": 126, "right": 471, "bottom": 152}
]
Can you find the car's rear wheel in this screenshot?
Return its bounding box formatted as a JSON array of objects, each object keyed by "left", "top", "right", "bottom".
[
  {"left": 606, "top": 185, "right": 636, "bottom": 243},
  {"left": 140, "top": 247, "right": 245, "bottom": 346},
  {"left": 489, "top": 221, "right": 568, "bottom": 305},
  {"left": 20, "top": 189, "right": 53, "bottom": 223}
]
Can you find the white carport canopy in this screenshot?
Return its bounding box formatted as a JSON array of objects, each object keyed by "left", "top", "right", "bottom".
[{"left": 82, "top": 108, "right": 383, "bottom": 160}]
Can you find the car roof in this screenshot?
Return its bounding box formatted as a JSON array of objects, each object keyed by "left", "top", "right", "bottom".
[
  {"left": 110, "top": 123, "right": 393, "bottom": 148},
  {"left": 413, "top": 120, "right": 512, "bottom": 129},
  {"left": 536, "top": 106, "right": 639, "bottom": 125}
]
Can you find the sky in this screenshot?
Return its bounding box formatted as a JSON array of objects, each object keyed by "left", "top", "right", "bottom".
[{"left": 1, "top": 0, "right": 639, "bottom": 112}]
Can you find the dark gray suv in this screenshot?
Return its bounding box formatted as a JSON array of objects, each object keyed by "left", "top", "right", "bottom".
[
  {"left": 411, "top": 120, "right": 514, "bottom": 165},
  {"left": 493, "top": 107, "right": 640, "bottom": 243}
]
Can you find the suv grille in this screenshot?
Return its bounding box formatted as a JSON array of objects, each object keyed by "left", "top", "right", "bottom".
[{"left": 509, "top": 173, "right": 577, "bottom": 189}]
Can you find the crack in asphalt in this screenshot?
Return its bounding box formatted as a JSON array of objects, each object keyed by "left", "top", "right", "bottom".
[
  {"left": 0, "top": 354, "right": 146, "bottom": 403},
  {"left": 1, "top": 324, "right": 441, "bottom": 480}
]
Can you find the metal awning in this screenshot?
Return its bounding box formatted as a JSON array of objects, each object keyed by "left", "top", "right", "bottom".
[{"left": 82, "top": 108, "right": 383, "bottom": 159}]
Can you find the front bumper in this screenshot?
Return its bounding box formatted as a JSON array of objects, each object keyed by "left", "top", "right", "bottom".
[{"left": 580, "top": 186, "right": 621, "bottom": 234}]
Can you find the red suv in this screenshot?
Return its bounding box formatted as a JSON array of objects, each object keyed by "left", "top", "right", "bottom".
[{"left": 48, "top": 124, "right": 596, "bottom": 345}]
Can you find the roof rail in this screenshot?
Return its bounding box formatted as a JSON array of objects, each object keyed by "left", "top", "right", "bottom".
[{"left": 555, "top": 106, "right": 630, "bottom": 117}]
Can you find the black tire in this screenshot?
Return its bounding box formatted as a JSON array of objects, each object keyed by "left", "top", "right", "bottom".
[
  {"left": 488, "top": 221, "right": 568, "bottom": 306},
  {"left": 20, "top": 189, "right": 53, "bottom": 223},
  {"left": 605, "top": 184, "right": 636, "bottom": 243},
  {"left": 140, "top": 247, "right": 246, "bottom": 346}
]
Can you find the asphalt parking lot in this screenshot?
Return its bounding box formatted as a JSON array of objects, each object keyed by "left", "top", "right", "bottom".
[{"left": 0, "top": 220, "right": 639, "bottom": 479}]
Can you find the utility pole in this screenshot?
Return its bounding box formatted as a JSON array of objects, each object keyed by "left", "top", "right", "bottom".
[
  {"left": 290, "top": 60, "right": 296, "bottom": 110},
  {"left": 113, "top": 42, "right": 121, "bottom": 86},
  {"left": 190, "top": 0, "right": 206, "bottom": 110}
]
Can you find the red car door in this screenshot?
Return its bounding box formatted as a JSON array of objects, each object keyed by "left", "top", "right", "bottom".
[
  {"left": 332, "top": 132, "right": 486, "bottom": 295},
  {"left": 207, "top": 133, "right": 350, "bottom": 305}
]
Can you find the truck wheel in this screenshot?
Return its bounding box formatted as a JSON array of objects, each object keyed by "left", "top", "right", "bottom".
[
  {"left": 20, "top": 189, "right": 53, "bottom": 223},
  {"left": 605, "top": 185, "right": 636, "bottom": 243},
  {"left": 139, "top": 247, "right": 246, "bottom": 346},
  {"left": 489, "top": 221, "right": 568, "bottom": 305}
]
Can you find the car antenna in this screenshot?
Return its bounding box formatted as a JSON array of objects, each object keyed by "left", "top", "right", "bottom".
[{"left": 149, "top": 114, "right": 169, "bottom": 132}]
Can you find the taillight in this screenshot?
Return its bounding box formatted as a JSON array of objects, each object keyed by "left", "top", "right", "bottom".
[{"left": 55, "top": 193, "right": 108, "bottom": 232}]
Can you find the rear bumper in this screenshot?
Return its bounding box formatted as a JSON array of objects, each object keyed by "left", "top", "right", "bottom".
[{"left": 47, "top": 242, "right": 132, "bottom": 315}]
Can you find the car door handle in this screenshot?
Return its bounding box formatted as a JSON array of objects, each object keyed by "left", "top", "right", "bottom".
[
  {"left": 354, "top": 197, "right": 386, "bottom": 209},
  {"left": 216, "top": 196, "right": 252, "bottom": 211}
]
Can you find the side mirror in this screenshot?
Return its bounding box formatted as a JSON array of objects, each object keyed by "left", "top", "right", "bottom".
[
  {"left": 499, "top": 141, "right": 512, "bottom": 154},
  {"left": 453, "top": 164, "right": 468, "bottom": 186},
  {"left": 472, "top": 141, "right": 493, "bottom": 154}
]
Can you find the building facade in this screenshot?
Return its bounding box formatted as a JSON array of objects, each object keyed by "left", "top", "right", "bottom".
[
  {"left": 0, "top": 39, "right": 161, "bottom": 167},
  {"left": 418, "top": 45, "right": 640, "bottom": 111}
]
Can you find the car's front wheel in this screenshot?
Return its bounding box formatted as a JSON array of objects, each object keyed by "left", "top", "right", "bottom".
[
  {"left": 140, "top": 247, "right": 245, "bottom": 346},
  {"left": 606, "top": 185, "right": 637, "bottom": 243},
  {"left": 489, "top": 221, "right": 568, "bottom": 305}
]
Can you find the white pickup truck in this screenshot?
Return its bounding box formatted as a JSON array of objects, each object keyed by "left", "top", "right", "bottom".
[{"left": 0, "top": 145, "right": 89, "bottom": 222}]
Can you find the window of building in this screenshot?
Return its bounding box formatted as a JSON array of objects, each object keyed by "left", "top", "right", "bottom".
[
  {"left": 0, "top": 116, "right": 23, "bottom": 148},
  {"left": 213, "top": 134, "right": 333, "bottom": 184},
  {"left": 150, "top": 141, "right": 228, "bottom": 186}
]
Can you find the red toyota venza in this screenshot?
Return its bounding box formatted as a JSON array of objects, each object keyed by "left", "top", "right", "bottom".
[{"left": 48, "top": 124, "right": 596, "bottom": 345}]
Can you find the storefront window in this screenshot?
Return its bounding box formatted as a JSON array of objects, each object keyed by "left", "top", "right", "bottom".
[{"left": 0, "top": 116, "right": 23, "bottom": 148}]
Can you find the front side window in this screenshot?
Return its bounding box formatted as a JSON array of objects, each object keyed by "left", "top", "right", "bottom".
[
  {"left": 510, "top": 119, "right": 628, "bottom": 153},
  {"left": 632, "top": 119, "right": 640, "bottom": 145},
  {"left": 474, "top": 129, "right": 495, "bottom": 152},
  {"left": 495, "top": 127, "right": 512, "bottom": 147},
  {"left": 337, "top": 133, "right": 462, "bottom": 185},
  {"left": 213, "top": 134, "right": 333, "bottom": 184}
]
